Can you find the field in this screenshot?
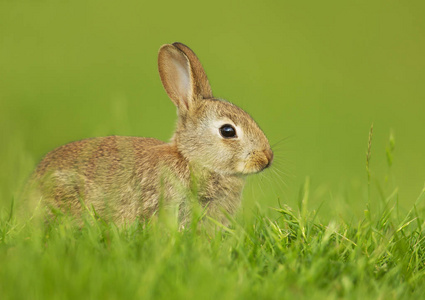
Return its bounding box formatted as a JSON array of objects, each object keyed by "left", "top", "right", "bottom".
[{"left": 1, "top": 1, "right": 425, "bottom": 299}]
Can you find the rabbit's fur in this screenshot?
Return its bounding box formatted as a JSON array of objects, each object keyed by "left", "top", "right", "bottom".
[{"left": 28, "top": 43, "right": 273, "bottom": 225}]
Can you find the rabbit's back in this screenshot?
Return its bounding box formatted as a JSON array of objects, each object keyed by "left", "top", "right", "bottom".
[
  {"left": 31, "top": 136, "right": 190, "bottom": 223},
  {"left": 35, "top": 136, "right": 164, "bottom": 178}
]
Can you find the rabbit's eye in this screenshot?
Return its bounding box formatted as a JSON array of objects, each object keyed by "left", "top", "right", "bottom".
[{"left": 219, "top": 124, "right": 237, "bottom": 138}]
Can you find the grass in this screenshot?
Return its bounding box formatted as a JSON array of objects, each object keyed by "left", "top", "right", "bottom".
[{"left": 1, "top": 146, "right": 425, "bottom": 299}]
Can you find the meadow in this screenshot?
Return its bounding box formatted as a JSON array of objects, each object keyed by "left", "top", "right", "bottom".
[{"left": 1, "top": 1, "right": 425, "bottom": 299}]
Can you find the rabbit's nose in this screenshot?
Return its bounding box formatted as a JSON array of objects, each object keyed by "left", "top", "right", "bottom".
[{"left": 264, "top": 148, "right": 274, "bottom": 168}]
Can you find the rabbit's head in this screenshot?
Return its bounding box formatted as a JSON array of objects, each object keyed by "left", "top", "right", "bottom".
[{"left": 158, "top": 43, "right": 273, "bottom": 176}]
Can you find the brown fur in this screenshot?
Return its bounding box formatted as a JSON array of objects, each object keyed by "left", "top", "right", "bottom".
[{"left": 27, "top": 43, "right": 273, "bottom": 225}]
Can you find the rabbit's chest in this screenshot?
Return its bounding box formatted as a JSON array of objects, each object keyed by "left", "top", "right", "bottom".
[{"left": 196, "top": 174, "right": 245, "bottom": 218}]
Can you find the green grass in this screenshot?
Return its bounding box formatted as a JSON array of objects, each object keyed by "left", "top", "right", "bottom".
[{"left": 1, "top": 159, "right": 425, "bottom": 299}]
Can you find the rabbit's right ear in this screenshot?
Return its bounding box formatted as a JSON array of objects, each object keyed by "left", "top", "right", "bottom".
[{"left": 158, "top": 43, "right": 212, "bottom": 112}]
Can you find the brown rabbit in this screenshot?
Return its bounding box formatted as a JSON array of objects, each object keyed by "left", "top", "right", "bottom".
[{"left": 28, "top": 42, "right": 273, "bottom": 225}]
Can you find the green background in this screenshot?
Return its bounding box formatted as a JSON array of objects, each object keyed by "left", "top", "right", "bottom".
[{"left": 1, "top": 0, "right": 424, "bottom": 218}]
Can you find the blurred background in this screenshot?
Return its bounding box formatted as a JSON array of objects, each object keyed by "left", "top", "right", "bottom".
[{"left": 1, "top": 0, "right": 424, "bottom": 220}]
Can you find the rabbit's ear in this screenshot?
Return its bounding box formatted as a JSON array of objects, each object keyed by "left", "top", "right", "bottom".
[
  {"left": 172, "top": 43, "right": 213, "bottom": 100},
  {"left": 158, "top": 43, "right": 213, "bottom": 111}
]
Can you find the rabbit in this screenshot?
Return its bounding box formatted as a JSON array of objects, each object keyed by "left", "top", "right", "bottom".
[{"left": 27, "top": 42, "right": 273, "bottom": 226}]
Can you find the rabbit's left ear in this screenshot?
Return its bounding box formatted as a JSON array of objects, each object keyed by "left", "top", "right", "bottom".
[{"left": 158, "top": 43, "right": 213, "bottom": 112}]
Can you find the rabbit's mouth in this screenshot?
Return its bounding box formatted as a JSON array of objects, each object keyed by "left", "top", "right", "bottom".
[{"left": 238, "top": 149, "right": 273, "bottom": 174}]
